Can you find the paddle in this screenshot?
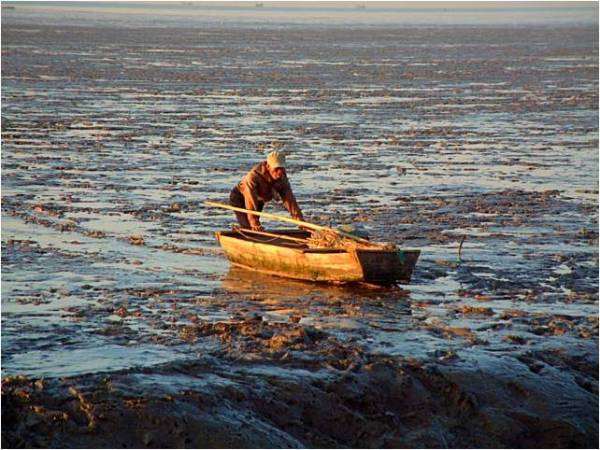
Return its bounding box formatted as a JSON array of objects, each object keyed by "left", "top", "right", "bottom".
[{"left": 204, "top": 200, "right": 373, "bottom": 245}]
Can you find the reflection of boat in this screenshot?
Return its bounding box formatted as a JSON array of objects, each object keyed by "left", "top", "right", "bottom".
[
  {"left": 221, "top": 266, "right": 412, "bottom": 325},
  {"left": 255, "top": 2, "right": 263, "bottom": 7},
  {"left": 215, "top": 229, "right": 420, "bottom": 285},
  {"left": 222, "top": 265, "right": 404, "bottom": 299}
]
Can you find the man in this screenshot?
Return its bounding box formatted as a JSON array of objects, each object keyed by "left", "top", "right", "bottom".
[{"left": 230, "top": 150, "right": 303, "bottom": 231}]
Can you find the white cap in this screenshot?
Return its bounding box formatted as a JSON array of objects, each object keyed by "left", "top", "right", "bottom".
[{"left": 267, "top": 150, "right": 286, "bottom": 169}]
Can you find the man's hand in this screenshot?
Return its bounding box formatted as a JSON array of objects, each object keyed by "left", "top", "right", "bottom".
[
  {"left": 293, "top": 213, "right": 309, "bottom": 230},
  {"left": 251, "top": 224, "right": 265, "bottom": 232}
]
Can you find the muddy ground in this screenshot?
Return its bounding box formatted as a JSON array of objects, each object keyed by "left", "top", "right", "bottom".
[{"left": 1, "top": 13, "right": 598, "bottom": 450}]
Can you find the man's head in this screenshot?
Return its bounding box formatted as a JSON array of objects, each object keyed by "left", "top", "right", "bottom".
[{"left": 266, "top": 150, "right": 286, "bottom": 180}]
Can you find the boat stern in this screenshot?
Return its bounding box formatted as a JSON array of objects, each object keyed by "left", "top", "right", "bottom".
[{"left": 355, "top": 248, "right": 420, "bottom": 284}]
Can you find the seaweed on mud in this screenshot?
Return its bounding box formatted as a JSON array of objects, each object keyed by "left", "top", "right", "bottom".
[{"left": 2, "top": 20, "right": 598, "bottom": 449}]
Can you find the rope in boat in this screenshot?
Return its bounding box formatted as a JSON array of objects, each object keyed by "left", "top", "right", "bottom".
[
  {"left": 237, "top": 227, "right": 279, "bottom": 243},
  {"left": 235, "top": 227, "right": 306, "bottom": 248}
]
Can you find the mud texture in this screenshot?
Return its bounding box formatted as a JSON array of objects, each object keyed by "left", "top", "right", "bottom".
[
  {"left": 2, "top": 11, "right": 598, "bottom": 450},
  {"left": 2, "top": 318, "right": 598, "bottom": 448}
]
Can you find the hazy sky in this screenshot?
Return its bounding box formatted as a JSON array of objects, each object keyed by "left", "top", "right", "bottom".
[
  {"left": 6, "top": 1, "right": 598, "bottom": 9},
  {"left": 3, "top": 1, "right": 597, "bottom": 27}
]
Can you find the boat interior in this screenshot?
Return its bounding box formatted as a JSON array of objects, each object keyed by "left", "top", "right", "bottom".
[{"left": 219, "top": 228, "right": 348, "bottom": 252}]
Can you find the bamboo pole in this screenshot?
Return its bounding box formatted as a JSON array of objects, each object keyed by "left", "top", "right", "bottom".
[{"left": 204, "top": 200, "right": 373, "bottom": 245}]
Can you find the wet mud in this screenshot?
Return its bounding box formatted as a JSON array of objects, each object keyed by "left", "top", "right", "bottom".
[{"left": 2, "top": 18, "right": 599, "bottom": 449}]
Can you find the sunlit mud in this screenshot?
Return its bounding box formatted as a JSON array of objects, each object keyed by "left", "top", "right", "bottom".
[{"left": 1, "top": 19, "right": 598, "bottom": 448}]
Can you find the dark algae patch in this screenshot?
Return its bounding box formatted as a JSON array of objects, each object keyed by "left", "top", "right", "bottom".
[{"left": 1, "top": 9, "right": 598, "bottom": 450}]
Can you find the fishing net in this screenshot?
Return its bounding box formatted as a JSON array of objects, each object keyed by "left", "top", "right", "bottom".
[
  {"left": 306, "top": 229, "right": 348, "bottom": 249},
  {"left": 306, "top": 229, "right": 396, "bottom": 251}
]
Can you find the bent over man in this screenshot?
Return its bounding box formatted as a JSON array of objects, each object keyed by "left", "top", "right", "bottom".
[{"left": 230, "top": 150, "right": 303, "bottom": 231}]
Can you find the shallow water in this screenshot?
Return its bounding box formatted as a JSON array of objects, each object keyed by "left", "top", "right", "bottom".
[{"left": 1, "top": 8, "right": 598, "bottom": 406}]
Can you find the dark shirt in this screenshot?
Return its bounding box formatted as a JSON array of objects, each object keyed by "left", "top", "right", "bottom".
[{"left": 237, "top": 161, "right": 303, "bottom": 228}]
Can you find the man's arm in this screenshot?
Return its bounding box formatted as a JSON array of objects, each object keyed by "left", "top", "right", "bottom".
[
  {"left": 240, "top": 174, "right": 263, "bottom": 229},
  {"left": 276, "top": 177, "right": 303, "bottom": 221}
]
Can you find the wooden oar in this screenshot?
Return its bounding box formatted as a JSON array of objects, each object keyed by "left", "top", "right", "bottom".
[{"left": 204, "top": 200, "right": 373, "bottom": 245}]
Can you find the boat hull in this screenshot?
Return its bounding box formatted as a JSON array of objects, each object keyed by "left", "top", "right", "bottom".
[{"left": 215, "top": 230, "right": 420, "bottom": 284}]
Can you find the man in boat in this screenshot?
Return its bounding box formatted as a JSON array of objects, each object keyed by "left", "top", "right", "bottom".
[{"left": 230, "top": 150, "right": 303, "bottom": 231}]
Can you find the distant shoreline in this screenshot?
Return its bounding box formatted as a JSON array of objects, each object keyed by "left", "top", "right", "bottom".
[{"left": 2, "top": 2, "right": 597, "bottom": 28}]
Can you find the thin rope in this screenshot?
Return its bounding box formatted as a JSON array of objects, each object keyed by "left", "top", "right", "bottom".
[
  {"left": 237, "top": 228, "right": 279, "bottom": 243},
  {"left": 236, "top": 228, "right": 306, "bottom": 248}
]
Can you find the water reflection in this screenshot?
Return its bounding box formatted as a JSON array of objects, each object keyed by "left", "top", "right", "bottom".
[
  {"left": 220, "top": 266, "right": 415, "bottom": 352},
  {"left": 221, "top": 265, "right": 411, "bottom": 302}
]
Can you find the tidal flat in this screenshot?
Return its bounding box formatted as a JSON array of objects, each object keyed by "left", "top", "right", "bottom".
[{"left": 1, "top": 14, "right": 598, "bottom": 448}]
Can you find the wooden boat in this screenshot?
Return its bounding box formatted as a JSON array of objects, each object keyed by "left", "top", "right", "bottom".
[{"left": 215, "top": 229, "right": 420, "bottom": 285}]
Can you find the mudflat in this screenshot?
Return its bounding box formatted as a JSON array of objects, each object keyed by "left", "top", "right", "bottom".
[{"left": 1, "top": 15, "right": 598, "bottom": 449}]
